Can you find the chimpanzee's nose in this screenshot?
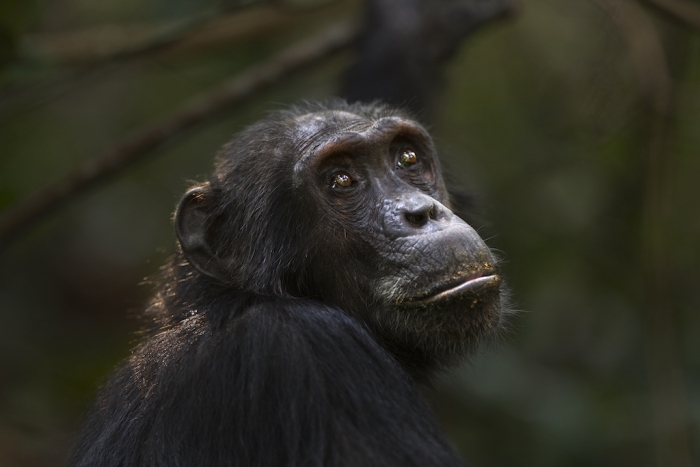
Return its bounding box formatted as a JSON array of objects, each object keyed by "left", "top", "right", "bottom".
[
  {"left": 383, "top": 193, "right": 454, "bottom": 238},
  {"left": 403, "top": 198, "right": 436, "bottom": 228}
]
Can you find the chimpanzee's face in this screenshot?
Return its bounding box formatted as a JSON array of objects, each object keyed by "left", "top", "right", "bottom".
[
  {"left": 175, "top": 107, "right": 504, "bottom": 377},
  {"left": 292, "top": 110, "right": 503, "bottom": 374}
]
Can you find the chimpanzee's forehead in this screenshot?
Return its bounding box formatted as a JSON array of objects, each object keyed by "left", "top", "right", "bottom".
[
  {"left": 290, "top": 110, "right": 424, "bottom": 158},
  {"left": 293, "top": 110, "right": 374, "bottom": 142}
]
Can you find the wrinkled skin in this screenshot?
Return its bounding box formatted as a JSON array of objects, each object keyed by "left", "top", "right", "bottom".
[{"left": 177, "top": 103, "right": 503, "bottom": 378}]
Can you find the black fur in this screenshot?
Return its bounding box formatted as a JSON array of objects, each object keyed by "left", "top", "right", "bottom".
[
  {"left": 69, "top": 294, "right": 466, "bottom": 466},
  {"left": 68, "top": 101, "right": 504, "bottom": 467}
]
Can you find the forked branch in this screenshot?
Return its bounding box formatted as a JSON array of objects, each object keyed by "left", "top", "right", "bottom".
[{"left": 0, "top": 20, "right": 358, "bottom": 250}]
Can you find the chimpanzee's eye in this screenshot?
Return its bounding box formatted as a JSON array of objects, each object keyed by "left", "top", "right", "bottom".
[
  {"left": 397, "top": 149, "right": 418, "bottom": 168},
  {"left": 332, "top": 172, "right": 353, "bottom": 188}
]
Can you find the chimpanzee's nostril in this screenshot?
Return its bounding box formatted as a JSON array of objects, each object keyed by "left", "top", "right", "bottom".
[
  {"left": 404, "top": 210, "right": 430, "bottom": 227},
  {"left": 395, "top": 197, "right": 448, "bottom": 233}
]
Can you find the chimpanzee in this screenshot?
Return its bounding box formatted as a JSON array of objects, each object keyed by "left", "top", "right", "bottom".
[{"left": 67, "top": 101, "right": 506, "bottom": 467}]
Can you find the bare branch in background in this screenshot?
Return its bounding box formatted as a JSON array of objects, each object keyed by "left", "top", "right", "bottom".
[
  {"left": 0, "top": 1, "right": 348, "bottom": 121},
  {"left": 19, "top": 10, "right": 222, "bottom": 64},
  {"left": 22, "top": 7, "right": 284, "bottom": 64},
  {"left": 18, "top": 1, "right": 346, "bottom": 65},
  {"left": 592, "top": 0, "right": 672, "bottom": 115},
  {"left": 0, "top": 20, "right": 359, "bottom": 250},
  {"left": 342, "top": 0, "right": 517, "bottom": 118},
  {"left": 640, "top": 0, "right": 700, "bottom": 29},
  {"left": 1, "top": 7, "right": 290, "bottom": 122},
  {"left": 590, "top": 1, "right": 693, "bottom": 467}
]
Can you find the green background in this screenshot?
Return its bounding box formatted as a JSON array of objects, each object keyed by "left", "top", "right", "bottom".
[{"left": 0, "top": 0, "right": 698, "bottom": 465}]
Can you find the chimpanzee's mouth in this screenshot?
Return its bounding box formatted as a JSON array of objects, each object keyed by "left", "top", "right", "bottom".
[
  {"left": 422, "top": 274, "right": 500, "bottom": 303},
  {"left": 405, "top": 271, "right": 501, "bottom": 305}
]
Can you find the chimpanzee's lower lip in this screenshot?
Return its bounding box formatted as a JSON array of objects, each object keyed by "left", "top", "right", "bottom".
[{"left": 411, "top": 274, "right": 501, "bottom": 304}]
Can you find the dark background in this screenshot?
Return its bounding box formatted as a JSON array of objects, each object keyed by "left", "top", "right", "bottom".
[{"left": 0, "top": 0, "right": 699, "bottom": 466}]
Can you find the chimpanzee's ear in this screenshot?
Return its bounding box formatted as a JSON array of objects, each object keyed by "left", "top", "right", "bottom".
[{"left": 175, "top": 184, "right": 230, "bottom": 283}]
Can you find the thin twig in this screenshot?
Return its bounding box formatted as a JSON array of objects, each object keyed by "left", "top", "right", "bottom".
[
  {"left": 0, "top": 7, "right": 288, "bottom": 119},
  {"left": 1, "top": 7, "right": 296, "bottom": 122},
  {"left": 19, "top": 10, "right": 220, "bottom": 64},
  {"left": 18, "top": 5, "right": 290, "bottom": 65},
  {"left": 0, "top": 20, "right": 359, "bottom": 250},
  {"left": 18, "top": 1, "right": 348, "bottom": 65},
  {"left": 640, "top": 0, "right": 700, "bottom": 29}
]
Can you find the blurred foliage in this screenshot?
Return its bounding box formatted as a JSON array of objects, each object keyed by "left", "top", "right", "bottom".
[
  {"left": 0, "top": 0, "right": 39, "bottom": 66},
  {"left": 0, "top": 0, "right": 699, "bottom": 466}
]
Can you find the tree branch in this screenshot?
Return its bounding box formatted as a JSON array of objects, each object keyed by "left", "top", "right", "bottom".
[
  {"left": 19, "top": 10, "right": 220, "bottom": 64},
  {"left": 18, "top": 4, "right": 310, "bottom": 65},
  {"left": 591, "top": 1, "right": 694, "bottom": 466},
  {"left": 591, "top": 0, "right": 673, "bottom": 116},
  {"left": 0, "top": 20, "right": 358, "bottom": 250}
]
